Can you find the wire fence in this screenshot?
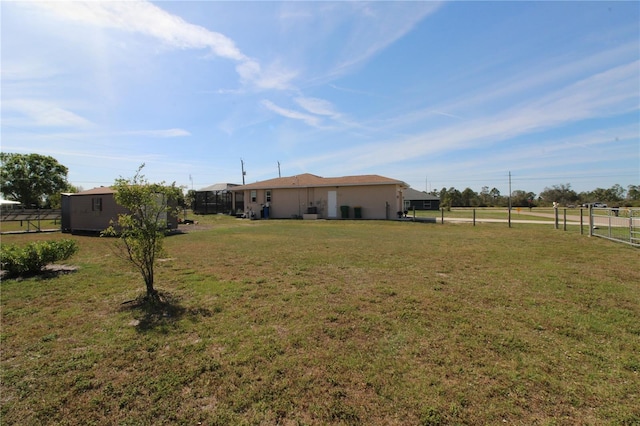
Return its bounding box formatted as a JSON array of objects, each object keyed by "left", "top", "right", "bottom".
[
  {"left": 589, "top": 207, "right": 640, "bottom": 247},
  {"left": 405, "top": 207, "right": 639, "bottom": 247}
]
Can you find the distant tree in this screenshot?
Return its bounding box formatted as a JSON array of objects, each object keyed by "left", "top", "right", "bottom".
[
  {"left": 0, "top": 153, "right": 69, "bottom": 207},
  {"left": 627, "top": 185, "right": 640, "bottom": 201},
  {"left": 539, "top": 184, "right": 578, "bottom": 206},
  {"left": 439, "top": 187, "right": 448, "bottom": 209},
  {"left": 461, "top": 187, "right": 479, "bottom": 207},
  {"left": 489, "top": 188, "right": 503, "bottom": 206},
  {"left": 607, "top": 184, "right": 625, "bottom": 203},
  {"left": 103, "top": 165, "right": 181, "bottom": 301},
  {"left": 439, "top": 187, "right": 463, "bottom": 209},
  {"left": 46, "top": 183, "right": 82, "bottom": 209},
  {"left": 511, "top": 190, "right": 537, "bottom": 207},
  {"left": 581, "top": 185, "right": 625, "bottom": 205},
  {"left": 479, "top": 186, "right": 491, "bottom": 206}
]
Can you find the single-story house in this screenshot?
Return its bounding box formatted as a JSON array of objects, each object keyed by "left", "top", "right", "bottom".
[
  {"left": 403, "top": 187, "right": 441, "bottom": 211},
  {"left": 231, "top": 173, "right": 408, "bottom": 220},
  {"left": 193, "top": 183, "right": 243, "bottom": 215},
  {"left": 61, "top": 187, "right": 178, "bottom": 234}
]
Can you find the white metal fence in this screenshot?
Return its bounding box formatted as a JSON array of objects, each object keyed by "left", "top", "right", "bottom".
[{"left": 589, "top": 207, "right": 640, "bottom": 247}]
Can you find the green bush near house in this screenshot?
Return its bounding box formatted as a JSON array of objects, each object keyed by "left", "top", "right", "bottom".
[{"left": 0, "top": 239, "right": 78, "bottom": 277}]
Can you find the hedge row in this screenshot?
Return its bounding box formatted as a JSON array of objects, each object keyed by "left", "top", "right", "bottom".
[{"left": 0, "top": 239, "right": 78, "bottom": 277}]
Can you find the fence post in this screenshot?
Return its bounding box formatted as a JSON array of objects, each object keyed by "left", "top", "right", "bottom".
[
  {"left": 580, "top": 209, "right": 584, "bottom": 235},
  {"left": 608, "top": 210, "right": 612, "bottom": 238},
  {"left": 554, "top": 207, "right": 559, "bottom": 229},
  {"left": 473, "top": 208, "right": 476, "bottom": 226},
  {"left": 441, "top": 208, "right": 444, "bottom": 224},
  {"left": 588, "top": 207, "right": 593, "bottom": 237},
  {"left": 563, "top": 209, "right": 567, "bottom": 231}
]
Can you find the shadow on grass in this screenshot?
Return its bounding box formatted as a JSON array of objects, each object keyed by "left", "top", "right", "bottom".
[
  {"left": 0, "top": 264, "right": 79, "bottom": 281},
  {"left": 120, "top": 291, "right": 213, "bottom": 332}
]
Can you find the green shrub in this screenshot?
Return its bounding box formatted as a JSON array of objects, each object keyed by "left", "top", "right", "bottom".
[{"left": 0, "top": 239, "right": 78, "bottom": 277}]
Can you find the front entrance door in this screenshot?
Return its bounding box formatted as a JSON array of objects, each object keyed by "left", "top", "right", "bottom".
[{"left": 328, "top": 191, "right": 337, "bottom": 218}]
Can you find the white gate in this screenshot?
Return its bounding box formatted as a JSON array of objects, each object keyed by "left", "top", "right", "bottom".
[{"left": 590, "top": 207, "right": 640, "bottom": 247}]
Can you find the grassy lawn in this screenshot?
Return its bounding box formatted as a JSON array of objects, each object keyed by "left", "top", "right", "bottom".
[{"left": 1, "top": 216, "right": 638, "bottom": 425}]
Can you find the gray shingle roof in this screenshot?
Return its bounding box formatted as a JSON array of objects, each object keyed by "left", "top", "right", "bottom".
[
  {"left": 197, "top": 183, "right": 240, "bottom": 192},
  {"left": 404, "top": 187, "right": 440, "bottom": 201}
]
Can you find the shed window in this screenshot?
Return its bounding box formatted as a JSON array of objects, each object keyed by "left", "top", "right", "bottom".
[
  {"left": 92, "top": 197, "right": 103, "bottom": 211},
  {"left": 423, "top": 201, "right": 432, "bottom": 209},
  {"left": 250, "top": 190, "right": 257, "bottom": 203},
  {"left": 265, "top": 190, "right": 272, "bottom": 203}
]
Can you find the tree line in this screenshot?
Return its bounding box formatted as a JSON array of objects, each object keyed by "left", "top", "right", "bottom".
[
  {"left": 1, "top": 152, "right": 639, "bottom": 209},
  {"left": 435, "top": 183, "right": 640, "bottom": 209}
]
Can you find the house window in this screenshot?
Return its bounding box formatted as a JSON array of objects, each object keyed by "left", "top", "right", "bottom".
[
  {"left": 250, "top": 190, "right": 257, "bottom": 203},
  {"left": 92, "top": 197, "right": 103, "bottom": 211},
  {"left": 423, "top": 201, "right": 432, "bottom": 209},
  {"left": 265, "top": 190, "right": 272, "bottom": 203}
]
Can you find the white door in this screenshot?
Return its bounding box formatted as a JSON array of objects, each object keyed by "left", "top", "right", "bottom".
[{"left": 328, "top": 191, "right": 337, "bottom": 218}]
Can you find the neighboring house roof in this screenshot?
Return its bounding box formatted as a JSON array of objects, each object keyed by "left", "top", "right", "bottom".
[
  {"left": 197, "top": 183, "right": 240, "bottom": 192},
  {"left": 68, "top": 187, "right": 116, "bottom": 196},
  {"left": 234, "top": 173, "right": 407, "bottom": 190},
  {"left": 404, "top": 187, "right": 440, "bottom": 201}
]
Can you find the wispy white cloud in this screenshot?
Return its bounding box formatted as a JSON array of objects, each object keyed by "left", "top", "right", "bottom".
[
  {"left": 0, "top": 60, "right": 61, "bottom": 82},
  {"left": 35, "top": 1, "right": 246, "bottom": 61},
  {"left": 26, "top": 1, "right": 297, "bottom": 91},
  {"left": 294, "top": 61, "right": 640, "bottom": 173},
  {"left": 441, "top": 41, "right": 640, "bottom": 118},
  {"left": 261, "top": 100, "right": 320, "bottom": 127},
  {"left": 240, "top": 62, "right": 298, "bottom": 91},
  {"left": 329, "top": 2, "right": 442, "bottom": 77},
  {"left": 119, "top": 129, "right": 191, "bottom": 138},
  {"left": 294, "top": 97, "right": 340, "bottom": 118},
  {"left": 2, "top": 99, "right": 92, "bottom": 128},
  {"left": 273, "top": 2, "right": 442, "bottom": 83}
]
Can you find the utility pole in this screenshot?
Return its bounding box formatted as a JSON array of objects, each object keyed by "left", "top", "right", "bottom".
[
  {"left": 278, "top": 161, "right": 281, "bottom": 178},
  {"left": 241, "top": 159, "right": 246, "bottom": 185}
]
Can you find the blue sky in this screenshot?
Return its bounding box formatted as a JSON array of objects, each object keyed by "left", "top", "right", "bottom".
[{"left": 2, "top": 1, "right": 638, "bottom": 196}]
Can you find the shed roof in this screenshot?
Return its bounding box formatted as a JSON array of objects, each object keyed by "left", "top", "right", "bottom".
[
  {"left": 233, "top": 173, "right": 407, "bottom": 191},
  {"left": 69, "top": 187, "right": 116, "bottom": 196}
]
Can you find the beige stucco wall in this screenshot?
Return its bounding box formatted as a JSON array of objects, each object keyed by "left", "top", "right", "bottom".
[{"left": 241, "top": 185, "right": 404, "bottom": 220}]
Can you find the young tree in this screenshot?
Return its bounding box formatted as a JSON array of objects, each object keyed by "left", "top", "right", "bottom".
[
  {"left": 104, "top": 165, "right": 181, "bottom": 300},
  {"left": 0, "top": 153, "right": 69, "bottom": 207}
]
